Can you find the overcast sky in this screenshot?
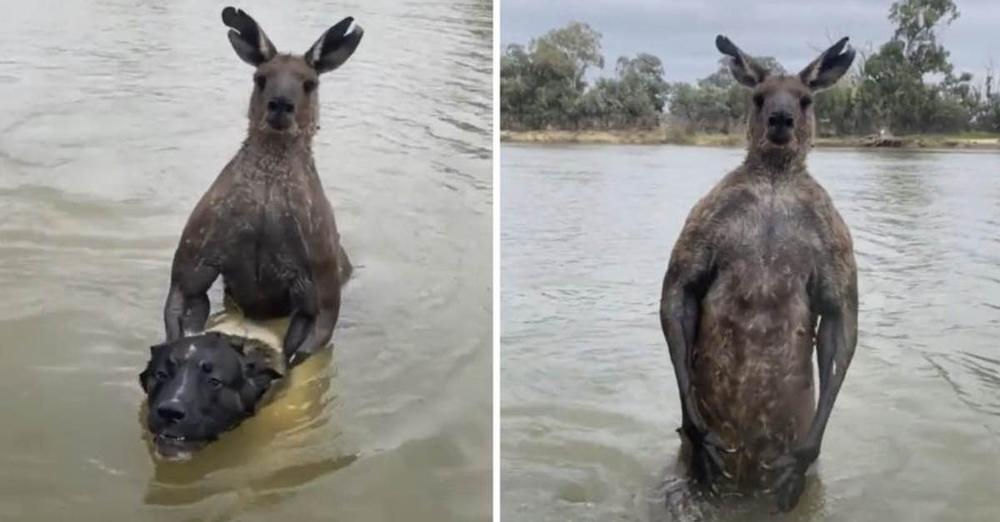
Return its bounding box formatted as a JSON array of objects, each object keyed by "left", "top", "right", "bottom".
[{"left": 501, "top": 0, "right": 999, "bottom": 84}]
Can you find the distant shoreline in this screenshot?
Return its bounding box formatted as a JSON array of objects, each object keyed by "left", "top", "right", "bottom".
[{"left": 500, "top": 129, "right": 1000, "bottom": 150}]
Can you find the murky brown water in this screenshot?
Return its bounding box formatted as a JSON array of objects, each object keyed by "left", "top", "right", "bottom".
[
  {"left": 0, "top": 0, "right": 492, "bottom": 520},
  {"left": 501, "top": 144, "right": 1000, "bottom": 521}
]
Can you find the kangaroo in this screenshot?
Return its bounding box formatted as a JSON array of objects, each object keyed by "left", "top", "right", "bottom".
[
  {"left": 659, "top": 36, "right": 858, "bottom": 511},
  {"left": 163, "top": 7, "right": 363, "bottom": 368}
]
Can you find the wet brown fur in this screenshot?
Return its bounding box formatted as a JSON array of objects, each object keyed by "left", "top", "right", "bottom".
[
  {"left": 674, "top": 161, "right": 855, "bottom": 487},
  {"left": 661, "top": 36, "right": 859, "bottom": 507}
]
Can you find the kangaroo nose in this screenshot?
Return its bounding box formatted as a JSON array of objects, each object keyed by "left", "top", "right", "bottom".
[
  {"left": 768, "top": 111, "right": 794, "bottom": 128},
  {"left": 267, "top": 97, "right": 295, "bottom": 113},
  {"left": 156, "top": 401, "right": 187, "bottom": 423}
]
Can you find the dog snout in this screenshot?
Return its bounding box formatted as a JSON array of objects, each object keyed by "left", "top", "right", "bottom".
[{"left": 156, "top": 401, "right": 187, "bottom": 423}]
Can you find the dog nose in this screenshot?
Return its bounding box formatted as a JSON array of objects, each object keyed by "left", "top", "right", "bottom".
[
  {"left": 267, "top": 97, "right": 295, "bottom": 113},
  {"left": 768, "top": 111, "right": 794, "bottom": 128},
  {"left": 156, "top": 402, "right": 187, "bottom": 423}
]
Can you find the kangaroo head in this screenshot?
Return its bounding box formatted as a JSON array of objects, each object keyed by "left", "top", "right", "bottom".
[
  {"left": 222, "top": 7, "right": 363, "bottom": 138},
  {"left": 715, "top": 35, "right": 854, "bottom": 166}
]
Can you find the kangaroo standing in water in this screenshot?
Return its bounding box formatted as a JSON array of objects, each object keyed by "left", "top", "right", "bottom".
[
  {"left": 660, "top": 36, "right": 858, "bottom": 511},
  {"left": 164, "top": 7, "right": 362, "bottom": 367}
]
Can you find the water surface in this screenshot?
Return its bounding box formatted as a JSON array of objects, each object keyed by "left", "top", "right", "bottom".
[
  {"left": 0, "top": 0, "right": 492, "bottom": 520},
  {"left": 501, "top": 144, "right": 1000, "bottom": 521}
]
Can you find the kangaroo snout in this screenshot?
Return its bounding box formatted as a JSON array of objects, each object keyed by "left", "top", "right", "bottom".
[
  {"left": 766, "top": 110, "right": 795, "bottom": 145},
  {"left": 267, "top": 96, "right": 295, "bottom": 114},
  {"left": 265, "top": 96, "right": 296, "bottom": 130},
  {"left": 767, "top": 111, "right": 794, "bottom": 129}
]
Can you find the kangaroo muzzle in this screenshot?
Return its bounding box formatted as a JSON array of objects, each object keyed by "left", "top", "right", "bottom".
[{"left": 265, "top": 96, "right": 295, "bottom": 130}]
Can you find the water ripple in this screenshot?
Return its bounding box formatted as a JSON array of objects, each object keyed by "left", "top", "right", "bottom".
[{"left": 502, "top": 144, "right": 1000, "bottom": 521}]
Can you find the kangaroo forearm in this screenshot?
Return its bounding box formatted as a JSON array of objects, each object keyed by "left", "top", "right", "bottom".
[
  {"left": 180, "top": 293, "right": 210, "bottom": 335},
  {"left": 662, "top": 286, "right": 703, "bottom": 427},
  {"left": 283, "top": 307, "right": 337, "bottom": 361},
  {"left": 300, "top": 320, "right": 335, "bottom": 355},
  {"left": 803, "top": 311, "right": 856, "bottom": 453},
  {"left": 283, "top": 312, "right": 314, "bottom": 358},
  {"left": 164, "top": 285, "right": 185, "bottom": 341},
  {"left": 815, "top": 314, "right": 837, "bottom": 393}
]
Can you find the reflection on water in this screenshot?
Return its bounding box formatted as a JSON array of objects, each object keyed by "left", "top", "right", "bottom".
[
  {"left": 501, "top": 144, "right": 1000, "bottom": 521},
  {"left": 0, "top": 0, "right": 491, "bottom": 520}
]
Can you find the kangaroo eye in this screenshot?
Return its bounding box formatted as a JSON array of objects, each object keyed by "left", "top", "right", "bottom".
[
  {"left": 208, "top": 377, "right": 223, "bottom": 389},
  {"left": 154, "top": 370, "right": 168, "bottom": 381},
  {"left": 303, "top": 79, "right": 317, "bottom": 93},
  {"left": 753, "top": 93, "right": 765, "bottom": 109},
  {"left": 800, "top": 95, "right": 813, "bottom": 109},
  {"left": 254, "top": 75, "right": 266, "bottom": 90}
]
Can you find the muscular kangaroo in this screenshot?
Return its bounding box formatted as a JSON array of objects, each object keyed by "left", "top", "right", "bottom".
[
  {"left": 164, "top": 7, "right": 362, "bottom": 367},
  {"left": 660, "top": 36, "right": 858, "bottom": 511}
]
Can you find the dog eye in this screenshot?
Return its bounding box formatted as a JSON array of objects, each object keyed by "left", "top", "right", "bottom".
[
  {"left": 303, "top": 79, "right": 317, "bottom": 93},
  {"left": 254, "top": 75, "right": 266, "bottom": 90},
  {"left": 208, "top": 377, "right": 223, "bottom": 389},
  {"left": 800, "top": 95, "right": 813, "bottom": 109},
  {"left": 154, "top": 370, "right": 168, "bottom": 381},
  {"left": 753, "top": 93, "right": 765, "bottom": 109}
]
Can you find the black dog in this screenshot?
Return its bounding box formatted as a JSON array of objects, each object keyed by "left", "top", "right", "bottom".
[{"left": 139, "top": 330, "right": 283, "bottom": 460}]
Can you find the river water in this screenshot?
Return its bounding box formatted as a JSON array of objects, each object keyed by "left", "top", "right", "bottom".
[
  {"left": 0, "top": 0, "right": 492, "bottom": 520},
  {"left": 501, "top": 144, "right": 1000, "bottom": 521}
]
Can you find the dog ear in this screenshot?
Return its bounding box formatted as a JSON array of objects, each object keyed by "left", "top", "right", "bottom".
[
  {"left": 245, "top": 355, "right": 283, "bottom": 384},
  {"left": 238, "top": 369, "right": 282, "bottom": 414},
  {"left": 138, "top": 368, "right": 150, "bottom": 391},
  {"left": 238, "top": 347, "right": 283, "bottom": 413},
  {"left": 212, "top": 332, "right": 248, "bottom": 353},
  {"left": 139, "top": 343, "right": 169, "bottom": 392}
]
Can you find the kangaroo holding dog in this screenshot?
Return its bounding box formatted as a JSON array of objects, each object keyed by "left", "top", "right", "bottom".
[
  {"left": 164, "top": 7, "right": 360, "bottom": 364},
  {"left": 142, "top": 8, "right": 362, "bottom": 458},
  {"left": 660, "top": 36, "right": 858, "bottom": 512}
]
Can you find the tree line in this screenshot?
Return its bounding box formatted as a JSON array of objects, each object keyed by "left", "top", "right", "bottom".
[{"left": 500, "top": 0, "right": 1000, "bottom": 135}]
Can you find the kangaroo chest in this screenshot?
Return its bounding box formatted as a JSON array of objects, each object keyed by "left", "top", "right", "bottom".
[{"left": 212, "top": 166, "right": 330, "bottom": 318}]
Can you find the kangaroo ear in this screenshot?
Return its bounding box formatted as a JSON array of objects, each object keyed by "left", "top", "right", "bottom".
[
  {"left": 799, "top": 37, "right": 855, "bottom": 91},
  {"left": 715, "top": 35, "right": 769, "bottom": 88},
  {"left": 222, "top": 6, "right": 277, "bottom": 66},
  {"left": 305, "top": 17, "right": 364, "bottom": 74}
]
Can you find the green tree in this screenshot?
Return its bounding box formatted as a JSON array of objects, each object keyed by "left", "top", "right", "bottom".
[
  {"left": 612, "top": 53, "right": 670, "bottom": 128},
  {"left": 977, "top": 67, "right": 1000, "bottom": 131},
  {"left": 499, "top": 22, "right": 604, "bottom": 130},
  {"left": 858, "top": 0, "right": 966, "bottom": 133},
  {"left": 889, "top": 0, "right": 958, "bottom": 76},
  {"left": 502, "top": 7, "right": 994, "bottom": 136},
  {"left": 501, "top": 24, "right": 673, "bottom": 131},
  {"left": 534, "top": 22, "right": 604, "bottom": 90}
]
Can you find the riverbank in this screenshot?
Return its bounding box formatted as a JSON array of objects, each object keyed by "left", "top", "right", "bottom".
[{"left": 500, "top": 129, "right": 1000, "bottom": 149}]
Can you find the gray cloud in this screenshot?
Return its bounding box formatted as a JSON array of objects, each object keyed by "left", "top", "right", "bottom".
[{"left": 501, "top": 0, "right": 999, "bottom": 84}]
